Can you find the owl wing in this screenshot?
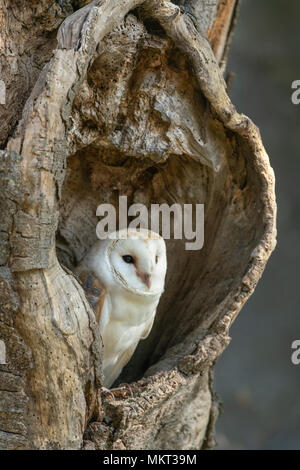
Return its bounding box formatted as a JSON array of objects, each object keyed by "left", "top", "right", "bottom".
[
  {"left": 104, "top": 340, "right": 139, "bottom": 388},
  {"left": 104, "top": 313, "right": 156, "bottom": 388},
  {"left": 75, "top": 267, "right": 106, "bottom": 324},
  {"left": 140, "top": 310, "right": 156, "bottom": 339}
]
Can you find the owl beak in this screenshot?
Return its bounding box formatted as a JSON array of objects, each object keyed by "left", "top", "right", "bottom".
[{"left": 139, "top": 272, "right": 151, "bottom": 289}]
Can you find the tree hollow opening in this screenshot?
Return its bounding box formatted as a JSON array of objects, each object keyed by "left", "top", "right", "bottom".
[{"left": 56, "top": 14, "right": 264, "bottom": 385}]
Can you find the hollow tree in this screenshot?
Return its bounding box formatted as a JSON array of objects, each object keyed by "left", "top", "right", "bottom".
[{"left": 0, "top": 0, "right": 276, "bottom": 450}]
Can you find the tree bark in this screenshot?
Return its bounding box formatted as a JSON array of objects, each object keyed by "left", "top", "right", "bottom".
[{"left": 0, "top": 0, "right": 276, "bottom": 450}]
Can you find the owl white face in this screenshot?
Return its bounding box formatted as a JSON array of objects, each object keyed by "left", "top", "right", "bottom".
[{"left": 109, "top": 232, "right": 167, "bottom": 295}]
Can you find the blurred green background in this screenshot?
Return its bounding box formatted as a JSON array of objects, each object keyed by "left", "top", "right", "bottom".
[{"left": 215, "top": 0, "right": 300, "bottom": 450}]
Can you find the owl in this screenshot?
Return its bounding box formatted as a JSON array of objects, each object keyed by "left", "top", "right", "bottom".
[{"left": 75, "top": 229, "right": 167, "bottom": 388}]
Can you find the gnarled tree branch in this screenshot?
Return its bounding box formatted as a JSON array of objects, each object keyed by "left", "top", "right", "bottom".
[{"left": 0, "top": 0, "right": 276, "bottom": 450}]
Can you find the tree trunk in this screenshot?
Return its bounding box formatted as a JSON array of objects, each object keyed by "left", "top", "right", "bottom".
[{"left": 0, "top": 0, "right": 276, "bottom": 450}]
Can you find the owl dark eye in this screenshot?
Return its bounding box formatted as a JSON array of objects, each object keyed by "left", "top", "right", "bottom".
[
  {"left": 122, "top": 255, "right": 135, "bottom": 264},
  {"left": 155, "top": 255, "right": 159, "bottom": 264}
]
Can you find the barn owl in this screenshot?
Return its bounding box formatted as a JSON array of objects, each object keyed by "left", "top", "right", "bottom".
[{"left": 75, "top": 229, "right": 167, "bottom": 388}]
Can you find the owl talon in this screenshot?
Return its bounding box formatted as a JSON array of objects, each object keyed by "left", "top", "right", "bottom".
[
  {"left": 117, "top": 383, "right": 134, "bottom": 398},
  {"left": 101, "top": 384, "right": 134, "bottom": 400},
  {"left": 101, "top": 387, "right": 116, "bottom": 401}
]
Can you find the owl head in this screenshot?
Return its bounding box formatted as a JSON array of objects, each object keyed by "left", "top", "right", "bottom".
[
  {"left": 107, "top": 229, "right": 167, "bottom": 295},
  {"left": 86, "top": 229, "right": 167, "bottom": 296}
]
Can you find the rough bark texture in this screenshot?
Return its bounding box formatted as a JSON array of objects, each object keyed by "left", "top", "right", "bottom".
[{"left": 0, "top": 0, "right": 276, "bottom": 450}]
